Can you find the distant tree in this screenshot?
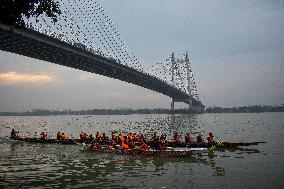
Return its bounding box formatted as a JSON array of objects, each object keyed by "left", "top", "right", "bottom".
[{"left": 0, "top": 0, "right": 61, "bottom": 26}]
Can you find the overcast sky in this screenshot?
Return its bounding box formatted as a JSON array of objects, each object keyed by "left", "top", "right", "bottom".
[{"left": 0, "top": 0, "right": 283, "bottom": 112}]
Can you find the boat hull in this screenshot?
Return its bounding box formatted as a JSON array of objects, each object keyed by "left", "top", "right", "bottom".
[{"left": 89, "top": 146, "right": 197, "bottom": 157}]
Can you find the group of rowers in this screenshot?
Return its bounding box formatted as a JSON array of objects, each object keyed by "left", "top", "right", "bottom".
[
  {"left": 41, "top": 131, "right": 69, "bottom": 141},
  {"left": 56, "top": 132, "right": 69, "bottom": 141},
  {"left": 10, "top": 129, "right": 70, "bottom": 141},
  {"left": 11, "top": 128, "right": 215, "bottom": 151},
  {"left": 38, "top": 132, "right": 69, "bottom": 141},
  {"left": 84, "top": 131, "right": 215, "bottom": 151}
]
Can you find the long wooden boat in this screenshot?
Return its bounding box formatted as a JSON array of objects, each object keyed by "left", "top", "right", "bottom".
[
  {"left": 11, "top": 137, "right": 80, "bottom": 145},
  {"left": 10, "top": 137, "right": 265, "bottom": 148}
]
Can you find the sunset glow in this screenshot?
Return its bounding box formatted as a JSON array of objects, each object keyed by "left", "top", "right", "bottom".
[{"left": 0, "top": 72, "right": 55, "bottom": 84}]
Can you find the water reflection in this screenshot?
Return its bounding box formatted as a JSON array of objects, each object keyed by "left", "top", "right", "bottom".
[
  {"left": 220, "top": 147, "right": 261, "bottom": 154},
  {"left": 0, "top": 140, "right": 232, "bottom": 188}
]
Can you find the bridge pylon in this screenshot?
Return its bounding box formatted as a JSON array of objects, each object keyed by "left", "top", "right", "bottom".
[
  {"left": 170, "top": 51, "right": 196, "bottom": 112},
  {"left": 171, "top": 52, "right": 176, "bottom": 112},
  {"left": 185, "top": 51, "right": 193, "bottom": 110}
]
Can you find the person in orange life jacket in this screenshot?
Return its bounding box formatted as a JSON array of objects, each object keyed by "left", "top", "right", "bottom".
[
  {"left": 140, "top": 141, "right": 148, "bottom": 152},
  {"left": 61, "top": 132, "right": 68, "bottom": 141},
  {"left": 118, "top": 133, "right": 124, "bottom": 144},
  {"left": 122, "top": 136, "right": 129, "bottom": 149},
  {"left": 207, "top": 132, "right": 214, "bottom": 144}
]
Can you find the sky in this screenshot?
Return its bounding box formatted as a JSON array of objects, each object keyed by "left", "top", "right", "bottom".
[{"left": 0, "top": 0, "right": 284, "bottom": 112}]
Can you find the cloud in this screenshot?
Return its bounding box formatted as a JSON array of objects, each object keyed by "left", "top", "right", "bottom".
[{"left": 0, "top": 72, "right": 55, "bottom": 85}]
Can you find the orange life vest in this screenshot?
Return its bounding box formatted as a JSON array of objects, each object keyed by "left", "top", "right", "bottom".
[
  {"left": 122, "top": 140, "right": 129, "bottom": 149},
  {"left": 140, "top": 143, "right": 148, "bottom": 151},
  {"left": 207, "top": 136, "right": 214, "bottom": 143}
]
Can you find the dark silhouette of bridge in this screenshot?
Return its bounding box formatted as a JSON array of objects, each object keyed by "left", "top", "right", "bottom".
[{"left": 0, "top": 1, "right": 204, "bottom": 112}]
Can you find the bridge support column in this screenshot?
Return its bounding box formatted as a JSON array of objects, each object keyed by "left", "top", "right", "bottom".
[
  {"left": 188, "top": 99, "right": 192, "bottom": 110},
  {"left": 171, "top": 98, "right": 175, "bottom": 112}
]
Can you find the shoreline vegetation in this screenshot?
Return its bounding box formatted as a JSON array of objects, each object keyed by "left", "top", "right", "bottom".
[
  {"left": 205, "top": 105, "right": 283, "bottom": 113},
  {"left": 0, "top": 105, "right": 283, "bottom": 116}
]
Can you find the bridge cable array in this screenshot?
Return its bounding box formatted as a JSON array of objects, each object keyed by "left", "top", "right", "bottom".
[
  {"left": 23, "top": 0, "right": 141, "bottom": 68},
  {"left": 145, "top": 53, "right": 200, "bottom": 101}
]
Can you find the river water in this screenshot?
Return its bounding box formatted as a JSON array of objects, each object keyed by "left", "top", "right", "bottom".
[{"left": 0, "top": 113, "right": 283, "bottom": 189}]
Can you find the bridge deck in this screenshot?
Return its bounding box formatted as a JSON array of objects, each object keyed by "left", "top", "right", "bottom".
[{"left": 0, "top": 24, "right": 204, "bottom": 108}]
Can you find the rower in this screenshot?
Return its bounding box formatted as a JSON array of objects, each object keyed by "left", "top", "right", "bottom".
[
  {"left": 79, "top": 132, "right": 84, "bottom": 140},
  {"left": 140, "top": 141, "right": 148, "bottom": 152},
  {"left": 207, "top": 132, "right": 214, "bottom": 144},
  {"left": 133, "top": 133, "right": 137, "bottom": 142},
  {"left": 83, "top": 133, "right": 89, "bottom": 140},
  {"left": 151, "top": 132, "right": 160, "bottom": 150},
  {"left": 173, "top": 132, "right": 180, "bottom": 145},
  {"left": 118, "top": 133, "right": 124, "bottom": 145},
  {"left": 185, "top": 133, "right": 191, "bottom": 144},
  {"left": 10, "top": 129, "right": 17, "bottom": 139},
  {"left": 111, "top": 131, "right": 117, "bottom": 141},
  {"left": 128, "top": 140, "right": 135, "bottom": 149},
  {"left": 40, "top": 132, "right": 47, "bottom": 140},
  {"left": 89, "top": 134, "right": 94, "bottom": 140},
  {"left": 139, "top": 134, "right": 146, "bottom": 143},
  {"left": 160, "top": 133, "right": 167, "bottom": 140},
  {"left": 196, "top": 134, "right": 203, "bottom": 144},
  {"left": 159, "top": 137, "right": 167, "bottom": 149},
  {"left": 151, "top": 132, "right": 159, "bottom": 141},
  {"left": 102, "top": 133, "right": 107, "bottom": 141},
  {"left": 95, "top": 132, "right": 100, "bottom": 140},
  {"left": 61, "top": 132, "right": 68, "bottom": 141},
  {"left": 122, "top": 136, "right": 129, "bottom": 149},
  {"left": 57, "top": 132, "right": 61, "bottom": 140}
]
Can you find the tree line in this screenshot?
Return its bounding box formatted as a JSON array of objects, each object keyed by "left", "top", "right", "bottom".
[
  {"left": 0, "top": 108, "right": 199, "bottom": 116},
  {"left": 205, "top": 105, "right": 284, "bottom": 113},
  {"left": 0, "top": 105, "right": 283, "bottom": 116}
]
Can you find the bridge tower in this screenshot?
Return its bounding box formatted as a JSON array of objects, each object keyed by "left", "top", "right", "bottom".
[{"left": 170, "top": 51, "right": 194, "bottom": 112}]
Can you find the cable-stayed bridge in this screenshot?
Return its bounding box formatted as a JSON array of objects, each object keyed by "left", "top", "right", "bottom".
[{"left": 0, "top": 0, "right": 204, "bottom": 112}]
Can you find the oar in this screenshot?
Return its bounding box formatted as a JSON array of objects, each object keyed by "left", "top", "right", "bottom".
[{"left": 81, "top": 138, "right": 97, "bottom": 150}]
